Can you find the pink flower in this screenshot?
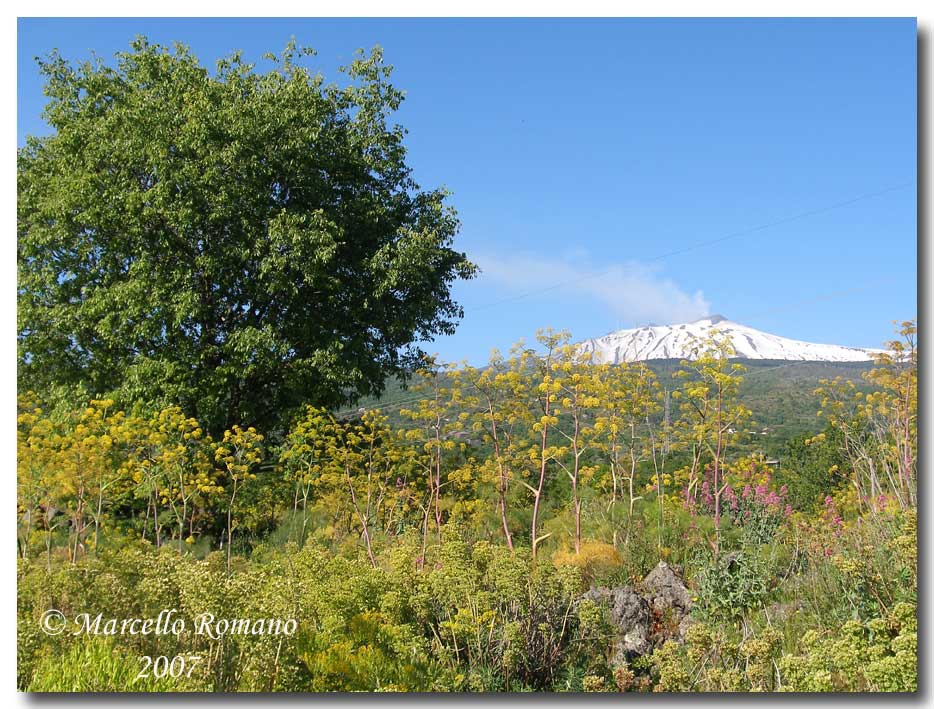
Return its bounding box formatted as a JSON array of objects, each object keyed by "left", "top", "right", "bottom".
[{"left": 754, "top": 484, "right": 769, "bottom": 504}]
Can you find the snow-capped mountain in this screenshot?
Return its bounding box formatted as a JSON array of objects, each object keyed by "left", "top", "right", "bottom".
[{"left": 576, "top": 315, "right": 880, "bottom": 364}]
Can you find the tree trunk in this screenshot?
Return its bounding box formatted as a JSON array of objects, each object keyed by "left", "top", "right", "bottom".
[
  {"left": 226, "top": 480, "right": 238, "bottom": 573},
  {"left": 531, "top": 397, "right": 550, "bottom": 560},
  {"left": 347, "top": 465, "right": 377, "bottom": 568},
  {"left": 489, "top": 409, "right": 514, "bottom": 551}
]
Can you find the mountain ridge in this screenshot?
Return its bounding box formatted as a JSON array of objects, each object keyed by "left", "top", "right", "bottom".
[{"left": 576, "top": 315, "right": 880, "bottom": 364}]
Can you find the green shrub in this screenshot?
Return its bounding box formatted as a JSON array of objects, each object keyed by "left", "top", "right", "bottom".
[{"left": 778, "top": 603, "right": 916, "bottom": 692}]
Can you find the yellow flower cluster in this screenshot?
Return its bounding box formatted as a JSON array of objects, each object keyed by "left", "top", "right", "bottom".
[{"left": 17, "top": 393, "right": 266, "bottom": 554}]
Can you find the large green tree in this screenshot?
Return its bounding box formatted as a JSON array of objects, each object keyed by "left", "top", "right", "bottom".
[{"left": 18, "top": 38, "right": 476, "bottom": 433}]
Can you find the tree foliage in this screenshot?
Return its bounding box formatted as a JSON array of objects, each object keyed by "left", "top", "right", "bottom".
[{"left": 18, "top": 38, "right": 476, "bottom": 434}]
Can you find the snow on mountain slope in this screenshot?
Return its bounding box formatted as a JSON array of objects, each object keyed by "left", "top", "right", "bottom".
[{"left": 576, "top": 315, "right": 880, "bottom": 363}]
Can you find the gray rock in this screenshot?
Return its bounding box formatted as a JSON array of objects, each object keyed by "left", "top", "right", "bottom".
[
  {"left": 579, "top": 561, "right": 695, "bottom": 663},
  {"left": 677, "top": 614, "right": 696, "bottom": 640},
  {"left": 642, "top": 561, "right": 692, "bottom": 616},
  {"left": 581, "top": 586, "right": 652, "bottom": 661},
  {"left": 765, "top": 600, "right": 801, "bottom": 622}
]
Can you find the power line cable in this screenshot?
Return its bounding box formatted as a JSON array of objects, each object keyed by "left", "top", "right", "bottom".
[
  {"left": 463, "top": 180, "right": 914, "bottom": 313},
  {"left": 333, "top": 184, "right": 911, "bottom": 417},
  {"left": 332, "top": 392, "right": 428, "bottom": 419},
  {"left": 732, "top": 278, "right": 900, "bottom": 321}
]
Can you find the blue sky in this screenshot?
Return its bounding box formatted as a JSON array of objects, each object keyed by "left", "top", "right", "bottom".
[{"left": 18, "top": 18, "right": 917, "bottom": 364}]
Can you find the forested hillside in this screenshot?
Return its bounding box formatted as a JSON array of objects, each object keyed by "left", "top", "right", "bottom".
[{"left": 354, "top": 358, "right": 876, "bottom": 455}]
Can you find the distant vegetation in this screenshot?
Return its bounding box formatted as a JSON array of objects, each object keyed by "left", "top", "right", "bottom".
[{"left": 354, "top": 358, "right": 876, "bottom": 462}]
